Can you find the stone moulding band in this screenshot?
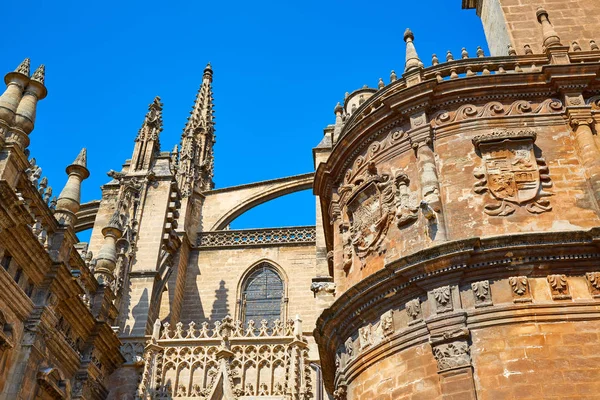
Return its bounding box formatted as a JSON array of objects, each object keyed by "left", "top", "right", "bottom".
[{"left": 196, "top": 226, "right": 316, "bottom": 248}]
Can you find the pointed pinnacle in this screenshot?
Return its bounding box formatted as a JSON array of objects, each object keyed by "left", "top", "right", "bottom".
[
  {"left": 404, "top": 28, "right": 423, "bottom": 73},
  {"left": 73, "top": 148, "right": 87, "bottom": 168},
  {"left": 31, "top": 64, "right": 45, "bottom": 85},
  {"left": 106, "top": 209, "right": 123, "bottom": 231},
  {"left": 15, "top": 58, "right": 31, "bottom": 76}
]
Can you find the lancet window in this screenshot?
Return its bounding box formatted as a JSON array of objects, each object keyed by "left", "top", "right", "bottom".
[{"left": 240, "top": 263, "right": 285, "bottom": 325}]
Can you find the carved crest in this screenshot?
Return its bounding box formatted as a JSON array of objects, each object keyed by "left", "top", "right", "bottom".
[
  {"left": 340, "top": 162, "right": 418, "bottom": 267},
  {"left": 473, "top": 129, "right": 552, "bottom": 216}
]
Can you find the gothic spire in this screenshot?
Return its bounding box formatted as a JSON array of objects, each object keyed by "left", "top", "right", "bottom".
[
  {"left": 404, "top": 29, "right": 423, "bottom": 73},
  {"left": 131, "top": 96, "right": 163, "bottom": 171},
  {"left": 183, "top": 62, "right": 215, "bottom": 137},
  {"left": 177, "top": 63, "right": 216, "bottom": 197}
]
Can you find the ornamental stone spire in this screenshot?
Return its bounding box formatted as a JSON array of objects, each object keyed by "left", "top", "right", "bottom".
[
  {"left": 536, "top": 7, "right": 562, "bottom": 50},
  {"left": 54, "top": 148, "right": 90, "bottom": 227},
  {"left": 177, "top": 63, "right": 215, "bottom": 197},
  {"left": 404, "top": 28, "right": 423, "bottom": 73},
  {"left": 131, "top": 96, "right": 163, "bottom": 171},
  {"left": 0, "top": 58, "right": 31, "bottom": 130},
  {"left": 13, "top": 63, "right": 47, "bottom": 146}
]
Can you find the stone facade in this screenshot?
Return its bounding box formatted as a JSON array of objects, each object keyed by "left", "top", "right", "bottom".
[
  {"left": 313, "top": 7, "right": 600, "bottom": 400},
  {"left": 1, "top": 3, "right": 600, "bottom": 400}
]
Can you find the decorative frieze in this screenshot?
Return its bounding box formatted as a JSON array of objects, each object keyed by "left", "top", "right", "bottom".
[
  {"left": 197, "top": 226, "right": 316, "bottom": 248},
  {"left": 471, "top": 280, "right": 492, "bottom": 307},
  {"left": 547, "top": 274, "right": 571, "bottom": 300},
  {"left": 358, "top": 326, "right": 371, "bottom": 350},
  {"left": 509, "top": 276, "right": 532, "bottom": 303},
  {"left": 473, "top": 129, "right": 552, "bottom": 216},
  {"left": 585, "top": 272, "right": 600, "bottom": 298},
  {"left": 432, "top": 285, "right": 453, "bottom": 313},
  {"left": 432, "top": 98, "right": 564, "bottom": 128}
]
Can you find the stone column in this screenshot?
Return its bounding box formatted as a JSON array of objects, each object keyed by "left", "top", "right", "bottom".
[{"left": 567, "top": 106, "right": 600, "bottom": 207}]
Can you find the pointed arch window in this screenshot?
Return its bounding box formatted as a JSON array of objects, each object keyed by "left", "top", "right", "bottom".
[{"left": 241, "top": 264, "right": 284, "bottom": 325}]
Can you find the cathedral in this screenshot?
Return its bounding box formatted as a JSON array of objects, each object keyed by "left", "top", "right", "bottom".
[{"left": 1, "top": 0, "right": 600, "bottom": 399}]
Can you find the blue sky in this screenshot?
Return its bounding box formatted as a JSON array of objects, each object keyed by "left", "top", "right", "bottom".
[{"left": 1, "top": 0, "right": 487, "bottom": 231}]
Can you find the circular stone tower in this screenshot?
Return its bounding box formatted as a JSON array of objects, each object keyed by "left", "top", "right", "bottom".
[{"left": 314, "top": 16, "right": 600, "bottom": 400}]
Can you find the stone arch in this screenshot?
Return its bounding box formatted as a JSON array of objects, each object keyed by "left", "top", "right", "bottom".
[{"left": 202, "top": 173, "right": 313, "bottom": 231}]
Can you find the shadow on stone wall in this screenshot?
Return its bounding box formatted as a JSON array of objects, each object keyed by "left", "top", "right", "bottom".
[{"left": 210, "top": 280, "right": 230, "bottom": 321}]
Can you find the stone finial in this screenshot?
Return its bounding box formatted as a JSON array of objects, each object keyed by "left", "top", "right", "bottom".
[
  {"left": 572, "top": 41, "right": 582, "bottom": 52},
  {"left": 476, "top": 47, "right": 485, "bottom": 58},
  {"left": 0, "top": 59, "right": 33, "bottom": 127},
  {"left": 390, "top": 70, "right": 397, "bottom": 82},
  {"left": 461, "top": 48, "right": 469, "bottom": 59},
  {"left": 536, "top": 7, "right": 562, "bottom": 49},
  {"left": 204, "top": 62, "right": 213, "bottom": 79},
  {"left": 94, "top": 210, "right": 123, "bottom": 284},
  {"left": 54, "top": 148, "right": 90, "bottom": 227},
  {"left": 446, "top": 51, "right": 454, "bottom": 62},
  {"left": 12, "top": 63, "right": 47, "bottom": 141},
  {"left": 378, "top": 78, "right": 385, "bottom": 89},
  {"left": 524, "top": 44, "right": 533, "bottom": 55},
  {"left": 403, "top": 28, "right": 423, "bottom": 73},
  {"left": 591, "top": 40, "right": 599, "bottom": 51},
  {"left": 432, "top": 54, "right": 439, "bottom": 66},
  {"left": 73, "top": 147, "right": 87, "bottom": 167},
  {"left": 14, "top": 58, "right": 31, "bottom": 76},
  {"left": 334, "top": 102, "right": 343, "bottom": 115},
  {"left": 31, "top": 64, "right": 45, "bottom": 85},
  {"left": 507, "top": 44, "right": 517, "bottom": 56}
]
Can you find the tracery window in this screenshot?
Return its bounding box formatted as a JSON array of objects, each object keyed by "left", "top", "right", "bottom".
[{"left": 241, "top": 264, "right": 284, "bottom": 325}]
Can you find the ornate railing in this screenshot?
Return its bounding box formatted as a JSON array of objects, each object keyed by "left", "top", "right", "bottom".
[
  {"left": 197, "top": 226, "right": 316, "bottom": 248},
  {"left": 137, "top": 316, "right": 314, "bottom": 399}
]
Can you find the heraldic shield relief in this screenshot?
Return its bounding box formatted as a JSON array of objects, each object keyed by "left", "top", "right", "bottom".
[
  {"left": 473, "top": 129, "right": 552, "bottom": 216},
  {"left": 338, "top": 162, "right": 418, "bottom": 268}
]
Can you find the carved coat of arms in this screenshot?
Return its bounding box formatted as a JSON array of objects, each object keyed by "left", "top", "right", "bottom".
[
  {"left": 473, "top": 129, "right": 552, "bottom": 216},
  {"left": 339, "top": 162, "right": 418, "bottom": 268}
]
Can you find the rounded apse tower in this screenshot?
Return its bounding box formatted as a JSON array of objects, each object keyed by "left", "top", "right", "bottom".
[{"left": 313, "top": 15, "right": 600, "bottom": 400}]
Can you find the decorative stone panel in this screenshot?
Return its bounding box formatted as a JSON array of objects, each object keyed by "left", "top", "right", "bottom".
[
  {"left": 508, "top": 276, "right": 532, "bottom": 303},
  {"left": 547, "top": 274, "right": 571, "bottom": 300},
  {"left": 585, "top": 272, "right": 600, "bottom": 298},
  {"left": 405, "top": 298, "right": 422, "bottom": 325},
  {"left": 432, "top": 286, "right": 453, "bottom": 313},
  {"left": 471, "top": 280, "right": 492, "bottom": 307}
]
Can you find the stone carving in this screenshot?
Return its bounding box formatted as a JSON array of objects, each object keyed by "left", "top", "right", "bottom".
[
  {"left": 585, "top": 272, "right": 600, "bottom": 297},
  {"left": 433, "top": 98, "right": 564, "bottom": 127},
  {"left": 473, "top": 129, "right": 552, "bottom": 216},
  {"left": 198, "top": 226, "right": 316, "bottom": 248},
  {"left": 358, "top": 326, "right": 371, "bottom": 350},
  {"left": 333, "top": 385, "right": 347, "bottom": 400},
  {"left": 432, "top": 286, "right": 453, "bottom": 313},
  {"left": 432, "top": 341, "right": 471, "bottom": 371},
  {"left": 471, "top": 280, "right": 492, "bottom": 307},
  {"left": 310, "top": 281, "right": 336, "bottom": 295},
  {"left": 138, "top": 315, "right": 308, "bottom": 399},
  {"left": 345, "top": 337, "right": 354, "bottom": 360},
  {"left": 406, "top": 299, "right": 422, "bottom": 324},
  {"left": 509, "top": 276, "right": 532, "bottom": 303},
  {"left": 379, "top": 310, "right": 394, "bottom": 337},
  {"left": 339, "top": 162, "right": 418, "bottom": 266},
  {"left": 547, "top": 274, "right": 570, "bottom": 300}
]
